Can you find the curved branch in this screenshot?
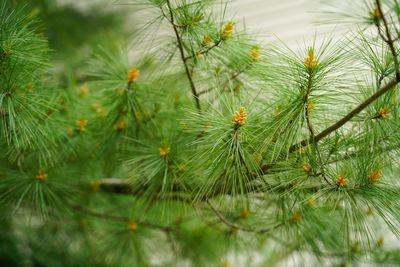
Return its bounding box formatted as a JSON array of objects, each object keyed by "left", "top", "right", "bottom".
[
  {"left": 206, "top": 200, "right": 283, "bottom": 233},
  {"left": 291, "top": 77, "right": 399, "bottom": 151},
  {"left": 69, "top": 204, "right": 173, "bottom": 232}
]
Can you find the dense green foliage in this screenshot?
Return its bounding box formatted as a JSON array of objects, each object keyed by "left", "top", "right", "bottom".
[{"left": 2, "top": 0, "right": 400, "bottom": 266}]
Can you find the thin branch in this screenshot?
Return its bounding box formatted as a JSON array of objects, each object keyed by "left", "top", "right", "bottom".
[
  {"left": 162, "top": 1, "right": 201, "bottom": 110},
  {"left": 90, "top": 178, "right": 193, "bottom": 203},
  {"left": 88, "top": 178, "right": 326, "bottom": 203},
  {"left": 376, "top": 0, "right": 400, "bottom": 80},
  {"left": 70, "top": 204, "right": 173, "bottom": 232},
  {"left": 290, "top": 77, "right": 399, "bottom": 151},
  {"left": 206, "top": 200, "right": 283, "bottom": 233},
  {"left": 184, "top": 39, "right": 222, "bottom": 61},
  {"left": 304, "top": 70, "right": 331, "bottom": 185}
]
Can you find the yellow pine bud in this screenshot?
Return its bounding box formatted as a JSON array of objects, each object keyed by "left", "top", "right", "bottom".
[
  {"left": 336, "top": 175, "right": 348, "bottom": 187},
  {"left": 378, "top": 107, "right": 389, "bottom": 119},
  {"left": 304, "top": 48, "right": 318, "bottom": 69},
  {"left": 221, "top": 21, "right": 235, "bottom": 40},
  {"left": 35, "top": 170, "right": 48, "bottom": 181},
  {"left": 233, "top": 107, "right": 247, "bottom": 126},
  {"left": 291, "top": 212, "right": 301, "bottom": 223},
  {"left": 202, "top": 35, "right": 213, "bottom": 46},
  {"left": 159, "top": 146, "right": 170, "bottom": 157},
  {"left": 303, "top": 163, "right": 312, "bottom": 173},
  {"left": 250, "top": 45, "right": 261, "bottom": 61},
  {"left": 127, "top": 67, "right": 140, "bottom": 83},
  {"left": 127, "top": 222, "right": 137, "bottom": 231},
  {"left": 369, "top": 169, "right": 382, "bottom": 183},
  {"left": 370, "top": 7, "right": 382, "bottom": 21},
  {"left": 76, "top": 119, "right": 88, "bottom": 132},
  {"left": 115, "top": 117, "right": 126, "bottom": 131},
  {"left": 351, "top": 242, "right": 360, "bottom": 253}
]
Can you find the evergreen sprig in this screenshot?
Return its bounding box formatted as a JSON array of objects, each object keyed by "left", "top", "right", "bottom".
[{"left": 3, "top": 0, "right": 400, "bottom": 266}]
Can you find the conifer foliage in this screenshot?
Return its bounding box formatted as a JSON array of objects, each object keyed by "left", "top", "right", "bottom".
[{"left": 2, "top": 0, "right": 400, "bottom": 266}]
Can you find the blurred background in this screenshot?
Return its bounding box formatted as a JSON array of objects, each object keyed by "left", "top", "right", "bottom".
[
  {"left": 8, "top": 0, "right": 349, "bottom": 77},
  {"left": 57, "top": 0, "right": 347, "bottom": 46}
]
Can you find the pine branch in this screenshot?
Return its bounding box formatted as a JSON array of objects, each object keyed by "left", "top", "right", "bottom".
[
  {"left": 162, "top": 0, "right": 201, "bottom": 110},
  {"left": 376, "top": 0, "right": 400, "bottom": 80},
  {"left": 91, "top": 178, "right": 324, "bottom": 201},
  {"left": 70, "top": 203, "right": 173, "bottom": 232},
  {"left": 206, "top": 200, "right": 283, "bottom": 233},
  {"left": 304, "top": 69, "right": 331, "bottom": 185},
  {"left": 291, "top": 77, "right": 399, "bottom": 151},
  {"left": 90, "top": 178, "right": 193, "bottom": 203},
  {"left": 184, "top": 39, "right": 222, "bottom": 61},
  {"left": 5, "top": 1, "right": 400, "bottom": 265}
]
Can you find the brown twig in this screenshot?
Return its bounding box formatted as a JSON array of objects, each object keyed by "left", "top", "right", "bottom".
[
  {"left": 206, "top": 200, "right": 283, "bottom": 233},
  {"left": 376, "top": 0, "right": 400, "bottom": 80},
  {"left": 290, "top": 77, "right": 399, "bottom": 151},
  {"left": 184, "top": 39, "right": 222, "bottom": 61},
  {"left": 70, "top": 204, "right": 173, "bottom": 232},
  {"left": 162, "top": 1, "right": 201, "bottom": 110},
  {"left": 90, "top": 178, "right": 193, "bottom": 203}
]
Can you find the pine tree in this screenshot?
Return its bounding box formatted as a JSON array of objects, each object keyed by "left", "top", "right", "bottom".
[{"left": 2, "top": 0, "right": 400, "bottom": 266}]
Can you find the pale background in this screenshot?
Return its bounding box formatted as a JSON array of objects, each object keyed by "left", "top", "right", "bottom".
[{"left": 59, "top": 0, "right": 349, "bottom": 48}]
